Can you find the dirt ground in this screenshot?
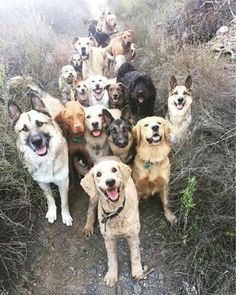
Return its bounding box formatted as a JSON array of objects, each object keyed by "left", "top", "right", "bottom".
[{"left": 17, "top": 183, "right": 181, "bottom": 295}]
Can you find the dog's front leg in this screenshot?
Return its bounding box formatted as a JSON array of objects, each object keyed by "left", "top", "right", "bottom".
[
  {"left": 160, "top": 186, "right": 177, "bottom": 225},
  {"left": 127, "top": 234, "right": 144, "bottom": 279},
  {"left": 83, "top": 196, "right": 98, "bottom": 236},
  {"left": 37, "top": 182, "right": 57, "bottom": 224},
  {"left": 104, "top": 238, "right": 118, "bottom": 287},
  {"left": 57, "top": 178, "right": 73, "bottom": 226}
]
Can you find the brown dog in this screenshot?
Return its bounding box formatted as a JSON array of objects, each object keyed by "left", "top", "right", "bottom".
[
  {"left": 105, "top": 83, "right": 126, "bottom": 109},
  {"left": 132, "top": 117, "right": 177, "bottom": 224}
]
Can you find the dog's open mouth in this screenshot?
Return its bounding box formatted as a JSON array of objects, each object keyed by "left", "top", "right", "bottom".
[
  {"left": 174, "top": 101, "right": 186, "bottom": 110},
  {"left": 112, "top": 96, "right": 119, "bottom": 103},
  {"left": 91, "top": 129, "right": 102, "bottom": 137},
  {"left": 137, "top": 94, "right": 145, "bottom": 103},
  {"left": 34, "top": 145, "right": 48, "bottom": 156},
  {"left": 146, "top": 133, "right": 162, "bottom": 144},
  {"left": 66, "top": 76, "right": 74, "bottom": 83},
  {"left": 94, "top": 88, "right": 103, "bottom": 96},
  {"left": 105, "top": 187, "right": 120, "bottom": 202},
  {"left": 81, "top": 53, "right": 89, "bottom": 60}
]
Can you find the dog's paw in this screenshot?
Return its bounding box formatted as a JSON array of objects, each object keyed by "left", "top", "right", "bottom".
[
  {"left": 61, "top": 211, "right": 73, "bottom": 226},
  {"left": 46, "top": 206, "right": 57, "bottom": 224},
  {"left": 165, "top": 212, "right": 178, "bottom": 225},
  {"left": 82, "top": 225, "right": 94, "bottom": 237},
  {"left": 104, "top": 272, "right": 118, "bottom": 287},
  {"left": 132, "top": 267, "right": 144, "bottom": 280}
]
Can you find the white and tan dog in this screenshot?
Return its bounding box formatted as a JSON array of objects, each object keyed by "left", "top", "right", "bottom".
[
  {"left": 81, "top": 156, "right": 143, "bottom": 287},
  {"left": 58, "top": 65, "right": 77, "bottom": 102},
  {"left": 8, "top": 95, "right": 73, "bottom": 226},
  {"left": 87, "top": 75, "right": 109, "bottom": 108},
  {"left": 69, "top": 51, "right": 83, "bottom": 77},
  {"left": 73, "top": 37, "right": 106, "bottom": 80},
  {"left": 166, "top": 75, "right": 193, "bottom": 144},
  {"left": 99, "top": 13, "right": 118, "bottom": 36},
  {"left": 84, "top": 106, "right": 109, "bottom": 164},
  {"left": 72, "top": 80, "right": 90, "bottom": 107}
]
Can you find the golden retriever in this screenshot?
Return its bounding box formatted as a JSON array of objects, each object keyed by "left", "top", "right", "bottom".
[
  {"left": 8, "top": 95, "right": 73, "bottom": 226},
  {"left": 132, "top": 117, "right": 177, "bottom": 224},
  {"left": 81, "top": 156, "right": 143, "bottom": 287},
  {"left": 167, "top": 75, "right": 193, "bottom": 144},
  {"left": 99, "top": 13, "right": 118, "bottom": 36}
]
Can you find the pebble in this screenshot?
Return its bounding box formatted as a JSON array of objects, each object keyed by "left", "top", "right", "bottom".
[{"left": 133, "top": 284, "right": 142, "bottom": 295}]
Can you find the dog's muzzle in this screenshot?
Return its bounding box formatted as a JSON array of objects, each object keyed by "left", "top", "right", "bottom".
[
  {"left": 80, "top": 48, "right": 89, "bottom": 60},
  {"left": 146, "top": 128, "right": 162, "bottom": 144},
  {"left": 103, "top": 180, "right": 120, "bottom": 202},
  {"left": 174, "top": 99, "right": 186, "bottom": 110},
  {"left": 28, "top": 133, "right": 50, "bottom": 156},
  {"left": 136, "top": 90, "right": 145, "bottom": 104}
]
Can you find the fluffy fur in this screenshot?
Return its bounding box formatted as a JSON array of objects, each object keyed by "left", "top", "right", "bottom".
[
  {"left": 117, "top": 62, "right": 156, "bottom": 120},
  {"left": 58, "top": 65, "right": 77, "bottom": 102},
  {"left": 8, "top": 96, "right": 73, "bottom": 226},
  {"left": 132, "top": 116, "right": 177, "bottom": 224},
  {"left": 166, "top": 75, "right": 193, "bottom": 144},
  {"left": 81, "top": 156, "right": 143, "bottom": 287}
]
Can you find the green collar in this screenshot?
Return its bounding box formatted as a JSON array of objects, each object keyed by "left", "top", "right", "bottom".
[
  {"left": 144, "top": 162, "right": 152, "bottom": 169},
  {"left": 69, "top": 135, "right": 84, "bottom": 144}
]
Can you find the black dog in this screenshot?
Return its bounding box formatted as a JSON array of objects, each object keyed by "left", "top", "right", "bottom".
[
  {"left": 86, "top": 20, "right": 110, "bottom": 48},
  {"left": 117, "top": 62, "right": 156, "bottom": 120},
  {"left": 102, "top": 105, "right": 135, "bottom": 164}
]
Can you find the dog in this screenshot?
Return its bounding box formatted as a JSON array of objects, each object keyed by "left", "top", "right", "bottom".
[
  {"left": 105, "top": 82, "right": 126, "bottom": 109},
  {"left": 72, "top": 79, "right": 90, "bottom": 107},
  {"left": 8, "top": 95, "right": 73, "bottom": 226},
  {"left": 81, "top": 156, "right": 144, "bottom": 287},
  {"left": 166, "top": 75, "right": 193, "bottom": 144},
  {"left": 69, "top": 51, "right": 83, "bottom": 77},
  {"left": 99, "top": 12, "right": 118, "bottom": 36},
  {"left": 84, "top": 106, "right": 110, "bottom": 164},
  {"left": 73, "top": 37, "right": 106, "bottom": 80},
  {"left": 117, "top": 62, "right": 156, "bottom": 121},
  {"left": 102, "top": 105, "right": 135, "bottom": 164},
  {"left": 87, "top": 75, "right": 109, "bottom": 108},
  {"left": 132, "top": 117, "right": 177, "bottom": 224},
  {"left": 86, "top": 20, "right": 110, "bottom": 47},
  {"left": 58, "top": 65, "right": 77, "bottom": 102}
]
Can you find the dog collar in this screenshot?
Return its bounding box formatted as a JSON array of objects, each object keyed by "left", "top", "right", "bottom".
[
  {"left": 101, "top": 197, "right": 126, "bottom": 232},
  {"left": 69, "top": 135, "right": 84, "bottom": 144},
  {"left": 89, "top": 31, "right": 97, "bottom": 37},
  {"left": 144, "top": 162, "right": 152, "bottom": 169}
]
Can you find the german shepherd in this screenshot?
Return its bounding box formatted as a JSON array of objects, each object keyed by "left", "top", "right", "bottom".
[
  {"left": 8, "top": 95, "right": 73, "bottom": 226},
  {"left": 102, "top": 105, "right": 135, "bottom": 164}
]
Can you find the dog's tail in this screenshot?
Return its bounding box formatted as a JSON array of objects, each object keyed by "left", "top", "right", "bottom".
[{"left": 117, "top": 62, "right": 136, "bottom": 82}]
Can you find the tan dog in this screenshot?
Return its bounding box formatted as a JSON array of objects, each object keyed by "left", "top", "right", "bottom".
[
  {"left": 132, "top": 117, "right": 177, "bottom": 224},
  {"left": 69, "top": 51, "right": 83, "bottom": 78},
  {"left": 81, "top": 156, "right": 144, "bottom": 287},
  {"left": 72, "top": 79, "right": 90, "bottom": 107},
  {"left": 73, "top": 37, "right": 106, "bottom": 80},
  {"left": 166, "top": 75, "right": 193, "bottom": 144},
  {"left": 8, "top": 95, "right": 73, "bottom": 226},
  {"left": 99, "top": 13, "right": 118, "bottom": 36}
]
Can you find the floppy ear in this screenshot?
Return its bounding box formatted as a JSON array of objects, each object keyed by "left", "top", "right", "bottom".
[
  {"left": 81, "top": 168, "right": 97, "bottom": 198},
  {"left": 119, "top": 162, "right": 132, "bottom": 186},
  {"left": 163, "top": 120, "right": 171, "bottom": 143},
  {"left": 54, "top": 111, "right": 68, "bottom": 131},
  {"left": 102, "top": 109, "right": 114, "bottom": 125},
  {"left": 132, "top": 122, "right": 141, "bottom": 145},
  {"left": 185, "top": 75, "right": 192, "bottom": 90},
  {"left": 73, "top": 37, "right": 79, "bottom": 44},
  {"left": 104, "top": 84, "right": 110, "bottom": 91},
  {"left": 121, "top": 105, "right": 132, "bottom": 123},
  {"left": 169, "top": 75, "right": 178, "bottom": 91},
  {"left": 89, "top": 36, "right": 97, "bottom": 47},
  {"left": 128, "top": 30, "right": 135, "bottom": 38},
  {"left": 8, "top": 100, "right": 22, "bottom": 125},
  {"left": 30, "top": 92, "right": 50, "bottom": 116},
  {"left": 118, "top": 82, "right": 127, "bottom": 93}
]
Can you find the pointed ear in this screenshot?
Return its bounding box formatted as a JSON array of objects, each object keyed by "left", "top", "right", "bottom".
[
  {"left": 185, "top": 75, "right": 192, "bottom": 90},
  {"left": 8, "top": 100, "right": 22, "bottom": 125},
  {"left": 169, "top": 75, "right": 178, "bottom": 91},
  {"left": 119, "top": 162, "right": 131, "bottom": 186},
  {"left": 30, "top": 92, "right": 50, "bottom": 116},
  {"left": 121, "top": 105, "right": 132, "bottom": 123},
  {"left": 89, "top": 36, "right": 97, "bottom": 47},
  {"left": 132, "top": 122, "right": 141, "bottom": 145},
  {"left": 163, "top": 120, "right": 171, "bottom": 143},
  {"left": 102, "top": 109, "right": 114, "bottom": 125},
  {"left": 81, "top": 168, "right": 97, "bottom": 198},
  {"left": 73, "top": 37, "right": 79, "bottom": 44}
]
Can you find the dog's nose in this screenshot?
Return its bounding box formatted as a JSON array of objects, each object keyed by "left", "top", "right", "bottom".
[
  {"left": 106, "top": 178, "right": 115, "bottom": 187},
  {"left": 113, "top": 94, "right": 118, "bottom": 98},
  {"left": 138, "top": 90, "right": 144, "bottom": 95},
  {"left": 81, "top": 47, "right": 86, "bottom": 52},
  {"left": 95, "top": 84, "right": 100, "bottom": 89},
  {"left": 152, "top": 125, "right": 159, "bottom": 132},
  {"left": 178, "top": 97, "right": 184, "bottom": 103},
  {"left": 92, "top": 122, "right": 99, "bottom": 128},
  {"left": 30, "top": 134, "right": 43, "bottom": 147},
  {"left": 75, "top": 125, "right": 82, "bottom": 132}
]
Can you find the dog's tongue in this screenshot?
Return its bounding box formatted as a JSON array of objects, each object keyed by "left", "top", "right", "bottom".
[
  {"left": 107, "top": 189, "right": 119, "bottom": 201},
  {"left": 153, "top": 134, "right": 160, "bottom": 141},
  {"left": 92, "top": 130, "right": 101, "bottom": 137},
  {"left": 177, "top": 104, "right": 183, "bottom": 110},
  {"left": 95, "top": 88, "right": 102, "bottom": 94},
  {"left": 35, "top": 146, "right": 47, "bottom": 156},
  {"left": 138, "top": 97, "right": 144, "bottom": 103}
]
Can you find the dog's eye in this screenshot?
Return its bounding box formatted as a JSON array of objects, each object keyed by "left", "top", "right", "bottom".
[
  {"left": 98, "top": 114, "right": 102, "bottom": 117},
  {"left": 173, "top": 91, "right": 178, "bottom": 95},
  {"left": 86, "top": 115, "right": 91, "bottom": 119},
  {"left": 111, "top": 128, "right": 116, "bottom": 134},
  {"left": 112, "top": 167, "right": 117, "bottom": 173},
  {"left": 123, "top": 127, "right": 129, "bottom": 132},
  {"left": 144, "top": 124, "right": 149, "bottom": 127},
  {"left": 183, "top": 91, "right": 188, "bottom": 95},
  {"left": 86, "top": 43, "right": 90, "bottom": 45},
  {"left": 157, "top": 122, "right": 161, "bottom": 125},
  {"left": 97, "top": 172, "right": 101, "bottom": 177},
  {"left": 99, "top": 79, "right": 102, "bottom": 82},
  {"left": 91, "top": 80, "right": 95, "bottom": 83},
  {"left": 36, "top": 120, "right": 44, "bottom": 127},
  {"left": 22, "top": 125, "right": 28, "bottom": 132}
]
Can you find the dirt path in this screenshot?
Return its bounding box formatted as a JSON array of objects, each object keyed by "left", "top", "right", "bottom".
[{"left": 18, "top": 184, "right": 179, "bottom": 295}]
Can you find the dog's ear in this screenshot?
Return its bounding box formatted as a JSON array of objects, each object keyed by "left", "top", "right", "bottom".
[
  {"left": 169, "top": 75, "right": 178, "bottom": 91},
  {"left": 89, "top": 36, "right": 97, "bottom": 47},
  {"left": 8, "top": 100, "right": 22, "bottom": 125},
  {"left": 121, "top": 105, "right": 132, "bottom": 123},
  {"left": 81, "top": 168, "right": 97, "bottom": 198},
  {"left": 104, "top": 84, "right": 110, "bottom": 91},
  {"left": 132, "top": 122, "right": 141, "bottom": 145},
  {"left": 185, "top": 75, "right": 192, "bottom": 90},
  {"left": 119, "top": 162, "right": 131, "bottom": 186},
  {"left": 54, "top": 111, "right": 68, "bottom": 131},
  {"left": 73, "top": 37, "right": 79, "bottom": 44},
  {"left": 84, "top": 20, "right": 89, "bottom": 25},
  {"left": 92, "top": 20, "right": 98, "bottom": 26},
  {"left": 102, "top": 109, "right": 114, "bottom": 125},
  {"left": 118, "top": 82, "right": 127, "bottom": 93},
  {"left": 30, "top": 92, "right": 50, "bottom": 117},
  {"left": 163, "top": 119, "right": 171, "bottom": 143},
  {"left": 128, "top": 30, "right": 135, "bottom": 37}
]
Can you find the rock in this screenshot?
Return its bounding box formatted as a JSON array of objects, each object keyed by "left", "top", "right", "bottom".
[{"left": 133, "top": 284, "right": 142, "bottom": 295}]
